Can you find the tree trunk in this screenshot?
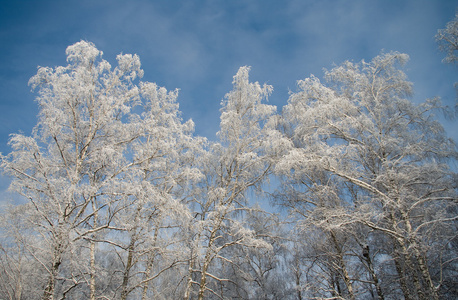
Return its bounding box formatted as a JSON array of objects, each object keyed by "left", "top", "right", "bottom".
[
  {"left": 183, "top": 231, "right": 199, "bottom": 300},
  {"left": 400, "top": 210, "right": 439, "bottom": 300},
  {"left": 42, "top": 242, "right": 63, "bottom": 300},
  {"left": 141, "top": 253, "right": 154, "bottom": 300},
  {"left": 399, "top": 209, "right": 439, "bottom": 300},
  {"left": 120, "top": 233, "right": 138, "bottom": 300},
  {"left": 393, "top": 237, "right": 428, "bottom": 300},
  {"left": 388, "top": 208, "right": 421, "bottom": 300},
  {"left": 141, "top": 228, "right": 159, "bottom": 300},
  {"left": 121, "top": 205, "right": 143, "bottom": 300},
  {"left": 392, "top": 249, "right": 413, "bottom": 300},
  {"left": 363, "top": 245, "right": 384, "bottom": 300},
  {"left": 294, "top": 256, "right": 302, "bottom": 300},
  {"left": 197, "top": 211, "right": 226, "bottom": 300},
  {"left": 89, "top": 240, "right": 96, "bottom": 300},
  {"left": 197, "top": 227, "right": 219, "bottom": 300},
  {"left": 183, "top": 256, "right": 194, "bottom": 300},
  {"left": 330, "top": 230, "right": 355, "bottom": 300},
  {"left": 197, "top": 253, "right": 211, "bottom": 300},
  {"left": 89, "top": 199, "right": 98, "bottom": 300},
  {"left": 411, "top": 241, "right": 439, "bottom": 300}
]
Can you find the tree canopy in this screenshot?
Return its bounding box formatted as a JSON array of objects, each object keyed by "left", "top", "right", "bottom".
[{"left": 1, "top": 31, "right": 457, "bottom": 300}]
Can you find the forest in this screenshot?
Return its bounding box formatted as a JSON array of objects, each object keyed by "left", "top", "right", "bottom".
[{"left": 0, "top": 14, "right": 457, "bottom": 300}]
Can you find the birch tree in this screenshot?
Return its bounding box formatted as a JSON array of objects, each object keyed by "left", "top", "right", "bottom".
[
  {"left": 277, "top": 52, "right": 458, "bottom": 300},
  {"left": 0, "top": 41, "right": 143, "bottom": 299},
  {"left": 0, "top": 41, "right": 201, "bottom": 300},
  {"left": 112, "top": 82, "right": 202, "bottom": 300},
  {"left": 183, "top": 66, "right": 288, "bottom": 300},
  {"left": 436, "top": 11, "right": 458, "bottom": 112},
  {"left": 436, "top": 11, "right": 458, "bottom": 65}
]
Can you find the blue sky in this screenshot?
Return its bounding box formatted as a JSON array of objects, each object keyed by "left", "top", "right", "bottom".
[{"left": 0, "top": 0, "right": 457, "bottom": 196}]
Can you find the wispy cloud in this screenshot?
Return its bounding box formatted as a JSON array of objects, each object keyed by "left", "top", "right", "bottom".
[{"left": 0, "top": 0, "right": 456, "bottom": 163}]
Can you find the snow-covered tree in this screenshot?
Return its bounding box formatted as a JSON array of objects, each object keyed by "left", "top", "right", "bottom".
[
  {"left": 436, "top": 11, "right": 458, "bottom": 65},
  {"left": 436, "top": 11, "right": 458, "bottom": 112},
  {"left": 277, "top": 52, "right": 458, "bottom": 300},
  {"left": 1, "top": 40, "right": 457, "bottom": 300},
  {"left": 220, "top": 208, "right": 293, "bottom": 300},
  {"left": 112, "top": 81, "right": 203, "bottom": 300},
  {"left": 183, "top": 66, "right": 288, "bottom": 300},
  {"left": 0, "top": 41, "right": 201, "bottom": 300},
  {"left": 0, "top": 40, "right": 144, "bottom": 299}
]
